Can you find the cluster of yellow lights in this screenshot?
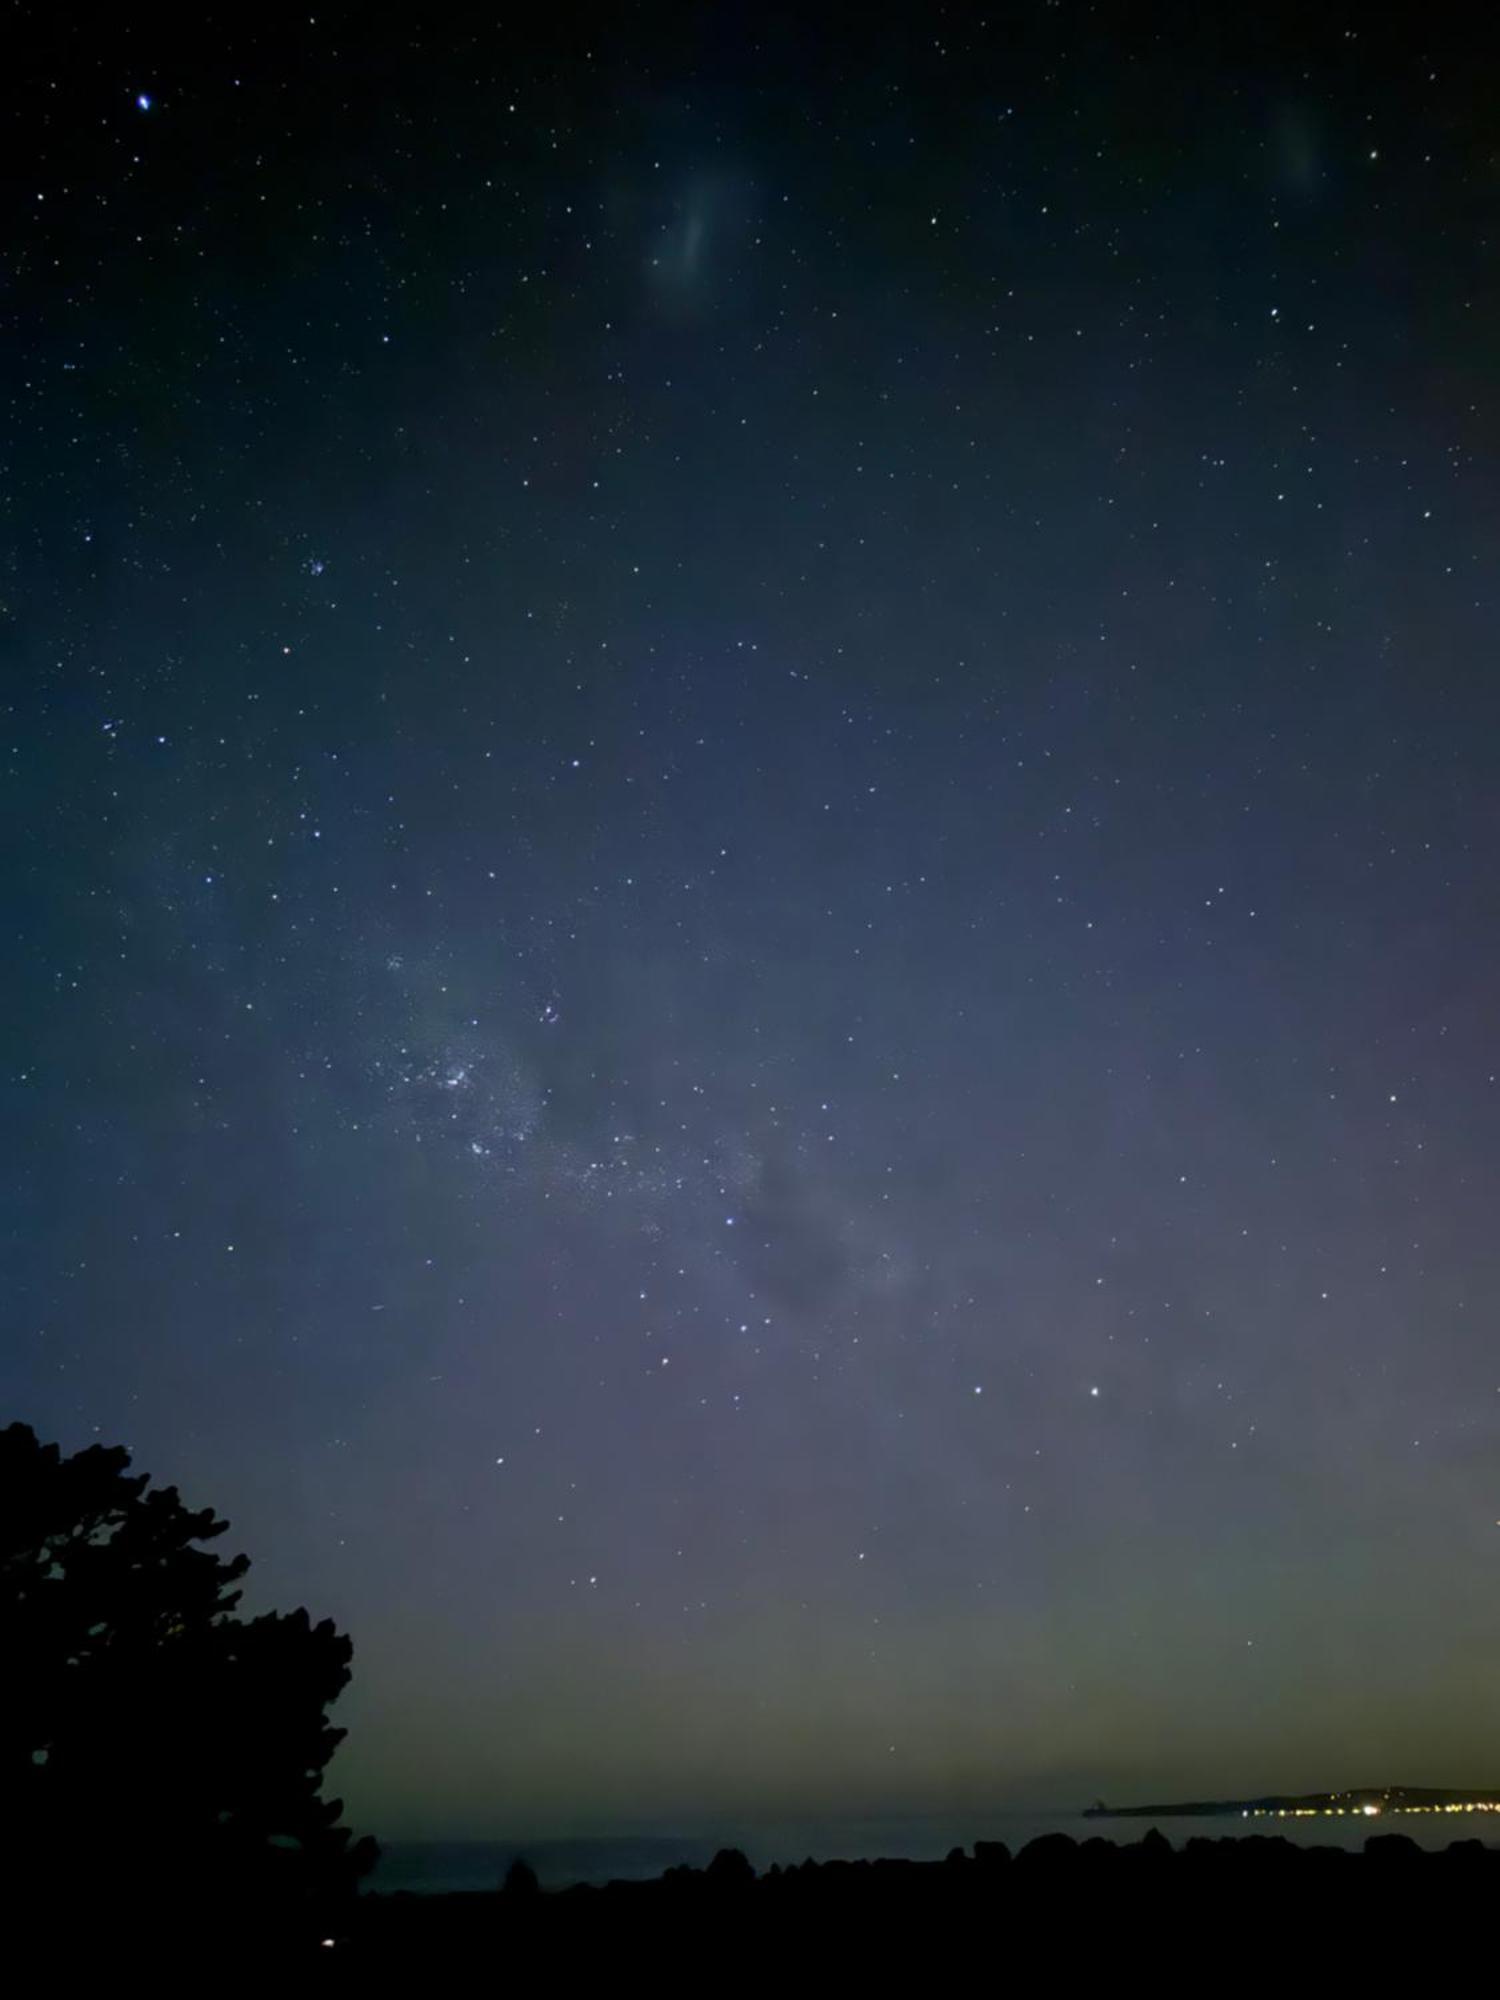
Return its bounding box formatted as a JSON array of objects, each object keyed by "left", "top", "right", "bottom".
[
  {"left": 1375, "top": 1803, "right": 1500, "bottom": 1815},
  {"left": 1243, "top": 1802, "right": 1500, "bottom": 1820}
]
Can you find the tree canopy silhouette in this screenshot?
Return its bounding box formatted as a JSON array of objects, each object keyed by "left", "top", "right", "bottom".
[
  {"left": 503, "top": 1857, "right": 542, "bottom": 1898},
  {"left": 0, "top": 1421, "right": 376, "bottom": 1946}
]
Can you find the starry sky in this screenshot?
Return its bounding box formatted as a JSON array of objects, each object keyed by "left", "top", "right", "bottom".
[{"left": 8, "top": 5, "right": 1500, "bottom": 1841}]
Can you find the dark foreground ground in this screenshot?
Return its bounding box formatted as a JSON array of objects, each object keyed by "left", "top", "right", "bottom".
[
  {"left": 326, "top": 1829, "right": 1497, "bottom": 1972},
  {"left": 19, "top": 1828, "right": 1497, "bottom": 1976}
]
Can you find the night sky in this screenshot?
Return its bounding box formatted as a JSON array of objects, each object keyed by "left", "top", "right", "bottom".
[{"left": 8, "top": 6, "right": 1500, "bottom": 1843}]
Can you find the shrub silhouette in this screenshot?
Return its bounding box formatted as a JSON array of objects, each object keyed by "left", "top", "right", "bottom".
[
  {"left": 0, "top": 1421, "right": 376, "bottom": 1948},
  {"left": 504, "top": 1858, "right": 542, "bottom": 1897},
  {"left": 705, "top": 1846, "right": 756, "bottom": 1889}
]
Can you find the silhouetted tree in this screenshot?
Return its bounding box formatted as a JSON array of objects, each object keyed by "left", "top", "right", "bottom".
[
  {"left": 706, "top": 1846, "right": 755, "bottom": 1888},
  {"left": 1364, "top": 1832, "right": 1422, "bottom": 1867},
  {"left": 0, "top": 1422, "right": 377, "bottom": 1950},
  {"left": 503, "top": 1858, "right": 542, "bottom": 1898}
]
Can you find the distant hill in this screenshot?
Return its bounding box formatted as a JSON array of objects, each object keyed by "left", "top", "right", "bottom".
[{"left": 1086, "top": 1786, "right": 1500, "bottom": 1820}]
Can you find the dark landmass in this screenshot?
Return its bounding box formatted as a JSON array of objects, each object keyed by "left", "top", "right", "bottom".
[{"left": 1086, "top": 1784, "right": 1500, "bottom": 1819}]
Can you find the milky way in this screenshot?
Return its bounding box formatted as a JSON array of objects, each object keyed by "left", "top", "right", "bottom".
[{"left": 7, "top": 8, "right": 1500, "bottom": 1842}]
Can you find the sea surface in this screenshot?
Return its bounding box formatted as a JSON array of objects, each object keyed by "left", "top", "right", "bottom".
[{"left": 364, "top": 1806, "right": 1488, "bottom": 1894}]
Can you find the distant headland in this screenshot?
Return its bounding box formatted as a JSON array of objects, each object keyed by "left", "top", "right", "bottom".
[{"left": 1085, "top": 1786, "right": 1500, "bottom": 1822}]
